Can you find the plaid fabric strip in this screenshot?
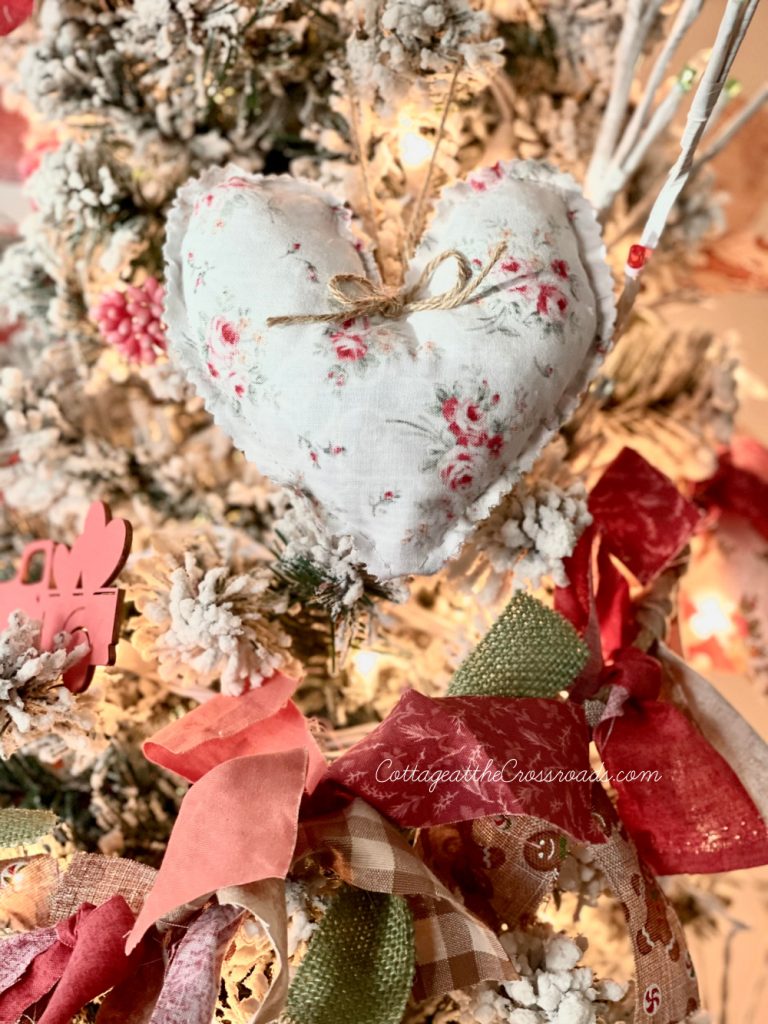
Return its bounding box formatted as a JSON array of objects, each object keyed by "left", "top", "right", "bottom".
[{"left": 295, "top": 797, "right": 517, "bottom": 1000}]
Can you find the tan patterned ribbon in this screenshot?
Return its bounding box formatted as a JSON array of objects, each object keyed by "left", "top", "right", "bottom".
[
  {"left": 591, "top": 819, "right": 699, "bottom": 1024},
  {"left": 418, "top": 805, "right": 700, "bottom": 1024}
]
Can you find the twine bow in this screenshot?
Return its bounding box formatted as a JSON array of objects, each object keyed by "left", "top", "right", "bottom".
[{"left": 266, "top": 242, "right": 507, "bottom": 327}]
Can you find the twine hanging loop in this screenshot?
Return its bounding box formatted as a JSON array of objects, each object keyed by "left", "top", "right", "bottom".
[{"left": 266, "top": 242, "right": 507, "bottom": 328}]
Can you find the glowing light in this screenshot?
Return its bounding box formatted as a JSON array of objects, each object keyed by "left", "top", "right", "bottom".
[
  {"left": 354, "top": 650, "right": 384, "bottom": 679},
  {"left": 687, "top": 592, "right": 737, "bottom": 641},
  {"left": 397, "top": 110, "right": 433, "bottom": 170},
  {"left": 400, "top": 130, "right": 433, "bottom": 170}
]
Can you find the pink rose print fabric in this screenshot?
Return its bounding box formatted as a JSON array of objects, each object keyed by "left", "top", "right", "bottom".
[
  {"left": 206, "top": 316, "right": 239, "bottom": 374},
  {"left": 164, "top": 160, "right": 615, "bottom": 578},
  {"left": 330, "top": 317, "right": 370, "bottom": 361}
]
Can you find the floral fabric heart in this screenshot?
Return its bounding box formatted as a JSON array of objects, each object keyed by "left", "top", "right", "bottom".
[{"left": 164, "top": 161, "right": 615, "bottom": 579}]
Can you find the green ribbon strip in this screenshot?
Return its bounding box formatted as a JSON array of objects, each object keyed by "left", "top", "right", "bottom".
[
  {"left": 0, "top": 808, "right": 58, "bottom": 849},
  {"left": 448, "top": 591, "right": 588, "bottom": 698},
  {"left": 283, "top": 884, "right": 415, "bottom": 1024}
]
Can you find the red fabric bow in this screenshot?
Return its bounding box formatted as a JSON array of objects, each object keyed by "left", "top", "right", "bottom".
[
  {"left": 556, "top": 447, "right": 768, "bottom": 874},
  {"left": 693, "top": 435, "right": 768, "bottom": 541},
  {"left": 0, "top": 896, "right": 147, "bottom": 1024},
  {"left": 325, "top": 688, "right": 600, "bottom": 840}
]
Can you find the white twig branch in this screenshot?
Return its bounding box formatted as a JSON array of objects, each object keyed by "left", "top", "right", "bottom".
[
  {"left": 599, "top": 69, "right": 696, "bottom": 212},
  {"left": 691, "top": 82, "right": 768, "bottom": 173},
  {"left": 614, "top": 0, "right": 760, "bottom": 335},
  {"left": 701, "top": 79, "right": 739, "bottom": 140},
  {"left": 612, "top": 0, "right": 705, "bottom": 169},
  {"left": 584, "top": 0, "right": 665, "bottom": 204},
  {"left": 607, "top": 81, "right": 768, "bottom": 249}
]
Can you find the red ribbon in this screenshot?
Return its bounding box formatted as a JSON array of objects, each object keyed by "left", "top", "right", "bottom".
[
  {"left": 693, "top": 435, "right": 768, "bottom": 541},
  {"left": 325, "top": 689, "right": 601, "bottom": 841},
  {"left": 0, "top": 896, "right": 148, "bottom": 1024},
  {"left": 556, "top": 447, "right": 768, "bottom": 874}
]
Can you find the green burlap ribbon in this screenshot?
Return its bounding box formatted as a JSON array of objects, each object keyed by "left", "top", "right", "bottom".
[
  {"left": 448, "top": 591, "right": 588, "bottom": 698},
  {"left": 283, "top": 884, "right": 415, "bottom": 1024},
  {"left": 0, "top": 808, "right": 58, "bottom": 849}
]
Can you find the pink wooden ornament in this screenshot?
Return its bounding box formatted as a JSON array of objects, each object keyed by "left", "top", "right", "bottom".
[{"left": 0, "top": 502, "right": 132, "bottom": 692}]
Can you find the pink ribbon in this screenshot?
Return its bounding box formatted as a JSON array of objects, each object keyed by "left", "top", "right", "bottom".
[{"left": 128, "top": 673, "right": 324, "bottom": 951}]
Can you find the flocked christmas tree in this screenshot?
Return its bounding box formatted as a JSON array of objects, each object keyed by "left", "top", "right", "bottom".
[{"left": 0, "top": 2, "right": 767, "bottom": 1023}]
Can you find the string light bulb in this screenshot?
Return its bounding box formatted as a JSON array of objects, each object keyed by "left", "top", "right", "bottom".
[
  {"left": 687, "top": 591, "right": 738, "bottom": 642},
  {"left": 397, "top": 111, "right": 433, "bottom": 170}
]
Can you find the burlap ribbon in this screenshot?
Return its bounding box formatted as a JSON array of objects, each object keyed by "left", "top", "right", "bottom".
[
  {"left": 283, "top": 885, "right": 414, "bottom": 1024},
  {"left": 0, "top": 809, "right": 58, "bottom": 850},
  {"left": 448, "top": 591, "right": 588, "bottom": 697}
]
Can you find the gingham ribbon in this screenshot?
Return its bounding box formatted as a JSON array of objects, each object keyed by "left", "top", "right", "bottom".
[{"left": 293, "top": 797, "right": 517, "bottom": 1001}]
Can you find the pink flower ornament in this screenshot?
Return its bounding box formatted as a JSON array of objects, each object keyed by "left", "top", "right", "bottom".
[{"left": 92, "top": 277, "right": 166, "bottom": 365}]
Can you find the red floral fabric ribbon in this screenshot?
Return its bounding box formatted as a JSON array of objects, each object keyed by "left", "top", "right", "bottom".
[
  {"left": 554, "top": 447, "right": 701, "bottom": 664},
  {"left": 0, "top": 0, "right": 32, "bottom": 37},
  {"left": 326, "top": 688, "right": 600, "bottom": 840}
]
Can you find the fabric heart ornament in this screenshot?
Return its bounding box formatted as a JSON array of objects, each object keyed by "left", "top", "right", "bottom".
[{"left": 164, "top": 160, "right": 615, "bottom": 578}]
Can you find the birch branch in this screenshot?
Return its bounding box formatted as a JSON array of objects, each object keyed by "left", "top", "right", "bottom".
[
  {"left": 584, "top": 0, "right": 665, "bottom": 205},
  {"left": 612, "top": 0, "right": 705, "bottom": 170},
  {"left": 614, "top": 0, "right": 760, "bottom": 335}
]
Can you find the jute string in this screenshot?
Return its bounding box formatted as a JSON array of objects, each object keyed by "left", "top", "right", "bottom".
[
  {"left": 402, "top": 57, "right": 463, "bottom": 262},
  {"left": 265, "top": 56, "right": 499, "bottom": 328},
  {"left": 266, "top": 241, "right": 506, "bottom": 327}
]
